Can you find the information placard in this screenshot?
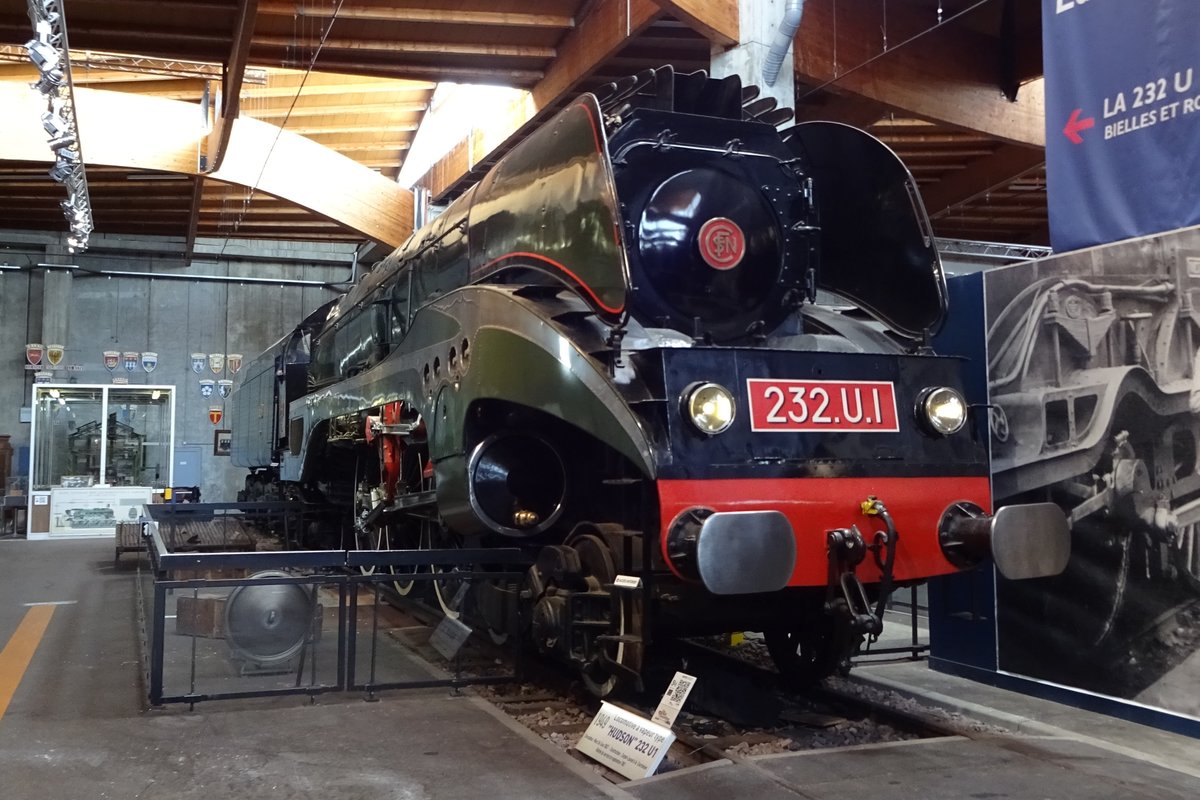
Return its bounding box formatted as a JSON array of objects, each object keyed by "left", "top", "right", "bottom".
[
  {"left": 651, "top": 672, "right": 696, "bottom": 728},
  {"left": 429, "top": 615, "right": 472, "bottom": 660},
  {"left": 1043, "top": 0, "right": 1200, "bottom": 249},
  {"left": 576, "top": 702, "right": 674, "bottom": 780}
]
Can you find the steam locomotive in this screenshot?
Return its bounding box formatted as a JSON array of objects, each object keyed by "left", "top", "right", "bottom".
[{"left": 232, "top": 67, "right": 1069, "bottom": 694}]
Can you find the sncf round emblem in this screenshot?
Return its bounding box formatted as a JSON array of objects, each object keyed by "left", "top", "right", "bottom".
[{"left": 698, "top": 217, "right": 745, "bottom": 270}]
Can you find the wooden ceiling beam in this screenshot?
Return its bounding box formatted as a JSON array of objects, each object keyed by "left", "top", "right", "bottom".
[
  {"left": 252, "top": 35, "right": 555, "bottom": 59},
  {"left": 651, "top": 0, "right": 737, "bottom": 47},
  {"left": 247, "top": 56, "right": 545, "bottom": 85},
  {"left": 206, "top": 0, "right": 259, "bottom": 173},
  {"left": 794, "top": 91, "right": 888, "bottom": 128},
  {"left": 249, "top": 71, "right": 435, "bottom": 89},
  {"left": 310, "top": 142, "right": 412, "bottom": 153},
  {"left": 0, "top": 23, "right": 227, "bottom": 46},
  {"left": 922, "top": 144, "right": 1046, "bottom": 218},
  {"left": 246, "top": 102, "right": 429, "bottom": 118},
  {"left": 278, "top": 122, "right": 419, "bottom": 135},
  {"left": 419, "top": 0, "right": 662, "bottom": 200},
  {"left": 185, "top": 177, "right": 204, "bottom": 260},
  {"left": 532, "top": 0, "right": 660, "bottom": 108},
  {"left": 205, "top": 218, "right": 343, "bottom": 228},
  {"left": 84, "top": 78, "right": 210, "bottom": 98},
  {"left": 255, "top": 2, "right": 575, "bottom": 29},
  {"left": 241, "top": 81, "right": 432, "bottom": 99},
  {"left": 794, "top": 0, "right": 1044, "bottom": 147},
  {"left": 72, "top": 0, "right": 235, "bottom": 11},
  {"left": 1, "top": 83, "right": 413, "bottom": 246}
]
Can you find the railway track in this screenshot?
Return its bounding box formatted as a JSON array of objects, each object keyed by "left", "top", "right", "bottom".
[{"left": 367, "top": 583, "right": 1002, "bottom": 784}]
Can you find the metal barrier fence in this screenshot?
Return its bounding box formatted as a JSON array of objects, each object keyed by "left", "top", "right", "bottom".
[
  {"left": 136, "top": 510, "right": 526, "bottom": 707},
  {"left": 146, "top": 501, "right": 343, "bottom": 551},
  {"left": 853, "top": 584, "right": 930, "bottom": 664}
]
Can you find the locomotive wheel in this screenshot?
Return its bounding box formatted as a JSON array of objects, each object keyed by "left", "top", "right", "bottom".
[
  {"left": 569, "top": 528, "right": 643, "bottom": 697},
  {"left": 379, "top": 522, "right": 428, "bottom": 597},
  {"left": 426, "top": 527, "right": 510, "bottom": 642},
  {"left": 352, "top": 475, "right": 423, "bottom": 596},
  {"left": 431, "top": 527, "right": 466, "bottom": 619},
  {"left": 763, "top": 613, "right": 850, "bottom": 686}
]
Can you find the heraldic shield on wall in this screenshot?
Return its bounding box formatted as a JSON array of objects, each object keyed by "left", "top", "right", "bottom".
[
  {"left": 25, "top": 343, "right": 43, "bottom": 366},
  {"left": 141, "top": 352, "right": 158, "bottom": 373},
  {"left": 123, "top": 351, "right": 138, "bottom": 372},
  {"left": 46, "top": 344, "right": 64, "bottom": 366},
  {"left": 191, "top": 353, "right": 206, "bottom": 374},
  {"left": 209, "top": 353, "right": 225, "bottom": 374},
  {"left": 986, "top": 226, "right": 1200, "bottom": 724},
  {"left": 199, "top": 379, "right": 215, "bottom": 398},
  {"left": 103, "top": 351, "right": 119, "bottom": 371}
]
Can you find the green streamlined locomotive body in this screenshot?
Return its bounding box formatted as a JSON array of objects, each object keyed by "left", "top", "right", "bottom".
[{"left": 233, "top": 68, "right": 1068, "bottom": 692}]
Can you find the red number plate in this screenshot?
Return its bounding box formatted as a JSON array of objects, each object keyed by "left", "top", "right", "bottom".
[{"left": 746, "top": 379, "right": 900, "bottom": 432}]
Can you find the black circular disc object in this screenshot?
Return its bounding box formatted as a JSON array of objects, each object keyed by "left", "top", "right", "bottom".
[
  {"left": 224, "top": 572, "right": 313, "bottom": 665},
  {"left": 469, "top": 433, "right": 566, "bottom": 536},
  {"left": 635, "top": 167, "right": 784, "bottom": 341}
]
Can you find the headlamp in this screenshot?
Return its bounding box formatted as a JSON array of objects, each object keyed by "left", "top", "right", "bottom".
[
  {"left": 685, "top": 382, "right": 736, "bottom": 435},
  {"left": 921, "top": 387, "right": 967, "bottom": 435}
]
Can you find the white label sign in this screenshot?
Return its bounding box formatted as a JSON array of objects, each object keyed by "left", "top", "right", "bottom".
[
  {"left": 651, "top": 671, "right": 697, "bottom": 728},
  {"left": 576, "top": 702, "right": 674, "bottom": 780},
  {"left": 429, "top": 614, "right": 472, "bottom": 660},
  {"left": 613, "top": 574, "right": 641, "bottom": 589}
]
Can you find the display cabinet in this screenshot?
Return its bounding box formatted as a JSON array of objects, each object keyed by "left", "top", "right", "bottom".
[{"left": 28, "top": 384, "right": 175, "bottom": 538}]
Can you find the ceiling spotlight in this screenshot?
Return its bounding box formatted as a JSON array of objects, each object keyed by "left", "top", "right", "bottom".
[
  {"left": 48, "top": 160, "right": 75, "bottom": 182},
  {"left": 31, "top": 70, "right": 64, "bottom": 93},
  {"left": 25, "top": 38, "right": 59, "bottom": 71},
  {"left": 28, "top": 0, "right": 93, "bottom": 253},
  {"left": 41, "top": 110, "right": 68, "bottom": 136},
  {"left": 48, "top": 132, "right": 76, "bottom": 151}
]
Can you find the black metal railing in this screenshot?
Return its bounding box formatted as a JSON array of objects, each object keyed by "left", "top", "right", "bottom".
[{"left": 137, "top": 512, "right": 527, "bottom": 707}]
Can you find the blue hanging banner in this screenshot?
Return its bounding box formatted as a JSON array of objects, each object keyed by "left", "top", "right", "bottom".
[{"left": 1043, "top": 0, "right": 1200, "bottom": 251}]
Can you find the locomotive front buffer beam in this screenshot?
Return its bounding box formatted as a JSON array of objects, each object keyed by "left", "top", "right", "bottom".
[
  {"left": 670, "top": 499, "right": 1072, "bottom": 597},
  {"left": 938, "top": 501, "right": 1071, "bottom": 581}
]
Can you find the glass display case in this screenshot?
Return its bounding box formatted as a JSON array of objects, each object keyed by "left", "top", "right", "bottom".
[{"left": 28, "top": 384, "right": 175, "bottom": 539}]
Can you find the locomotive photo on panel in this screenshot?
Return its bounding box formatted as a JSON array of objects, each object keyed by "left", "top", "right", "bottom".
[
  {"left": 231, "top": 67, "right": 1069, "bottom": 695},
  {"left": 988, "top": 226, "right": 1200, "bottom": 719}
]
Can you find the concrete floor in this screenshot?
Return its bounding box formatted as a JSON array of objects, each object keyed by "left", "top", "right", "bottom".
[
  {"left": 1, "top": 538, "right": 1197, "bottom": 800},
  {"left": 0, "top": 540, "right": 612, "bottom": 799}
]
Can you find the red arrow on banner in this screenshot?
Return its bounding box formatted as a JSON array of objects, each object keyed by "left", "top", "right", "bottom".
[{"left": 1063, "top": 108, "right": 1095, "bottom": 144}]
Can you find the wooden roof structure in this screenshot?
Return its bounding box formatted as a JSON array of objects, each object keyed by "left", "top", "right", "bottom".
[{"left": 0, "top": 0, "right": 1050, "bottom": 251}]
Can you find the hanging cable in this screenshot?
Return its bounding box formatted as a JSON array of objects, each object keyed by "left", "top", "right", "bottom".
[
  {"left": 216, "top": 0, "right": 347, "bottom": 260},
  {"left": 798, "top": 0, "right": 992, "bottom": 104}
]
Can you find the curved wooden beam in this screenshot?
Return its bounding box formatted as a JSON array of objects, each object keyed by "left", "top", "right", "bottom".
[
  {"left": 652, "top": 0, "right": 738, "bottom": 47},
  {"left": 0, "top": 82, "right": 412, "bottom": 247},
  {"left": 417, "top": 0, "right": 663, "bottom": 201}
]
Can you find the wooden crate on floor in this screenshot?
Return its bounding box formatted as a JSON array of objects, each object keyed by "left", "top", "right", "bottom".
[{"left": 176, "top": 593, "right": 228, "bottom": 639}]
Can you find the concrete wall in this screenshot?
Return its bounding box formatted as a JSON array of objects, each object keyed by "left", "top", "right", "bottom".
[{"left": 1, "top": 230, "right": 354, "bottom": 502}]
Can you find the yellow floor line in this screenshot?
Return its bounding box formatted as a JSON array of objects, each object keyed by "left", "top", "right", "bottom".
[{"left": 0, "top": 605, "right": 55, "bottom": 721}]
